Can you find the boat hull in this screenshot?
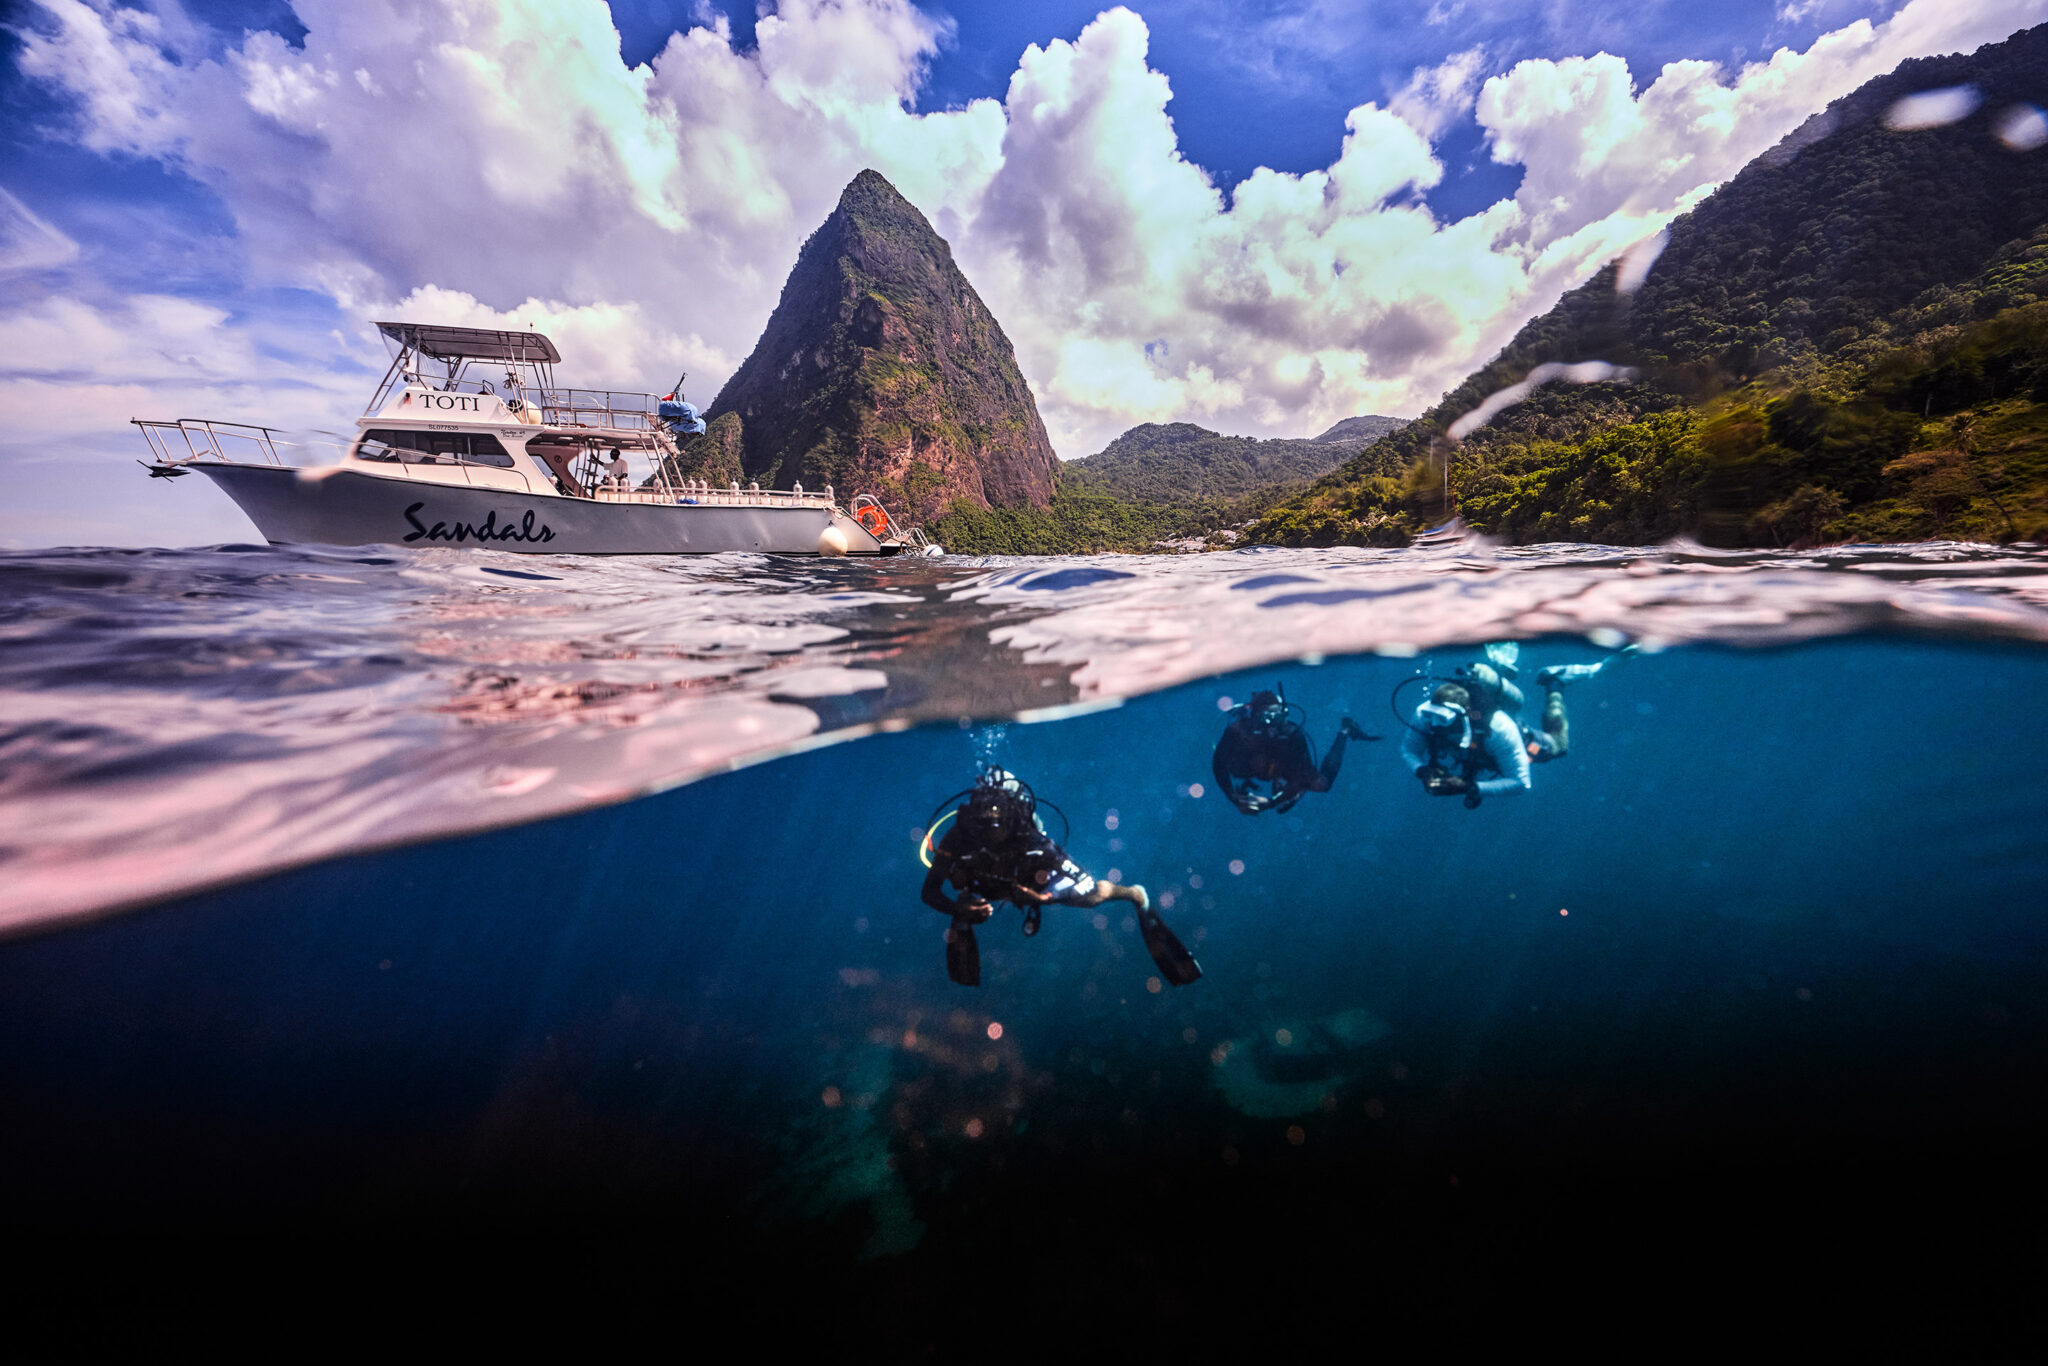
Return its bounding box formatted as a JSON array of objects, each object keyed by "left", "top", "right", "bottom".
[{"left": 195, "top": 463, "right": 890, "bottom": 555}]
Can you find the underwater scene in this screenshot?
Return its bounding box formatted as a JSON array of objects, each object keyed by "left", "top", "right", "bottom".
[{"left": 5, "top": 542, "right": 2048, "bottom": 1334}]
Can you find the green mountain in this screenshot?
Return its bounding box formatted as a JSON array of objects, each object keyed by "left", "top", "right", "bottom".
[
  {"left": 1310, "top": 415, "right": 1407, "bottom": 445},
  {"left": 1250, "top": 23, "right": 2048, "bottom": 548},
  {"left": 699, "top": 170, "right": 1059, "bottom": 521},
  {"left": 1063, "top": 419, "right": 1404, "bottom": 503},
  {"left": 930, "top": 415, "right": 1405, "bottom": 554}
]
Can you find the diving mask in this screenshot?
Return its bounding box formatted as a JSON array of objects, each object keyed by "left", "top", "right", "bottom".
[{"left": 1416, "top": 700, "right": 1471, "bottom": 747}]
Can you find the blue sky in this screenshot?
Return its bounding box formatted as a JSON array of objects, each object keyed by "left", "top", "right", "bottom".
[
  {"left": 606, "top": 1, "right": 1907, "bottom": 210},
  {"left": 0, "top": 0, "right": 2035, "bottom": 547}
]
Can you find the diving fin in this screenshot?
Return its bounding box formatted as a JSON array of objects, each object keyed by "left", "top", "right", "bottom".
[
  {"left": 1134, "top": 904, "right": 1202, "bottom": 986},
  {"left": 945, "top": 918, "right": 982, "bottom": 986}
]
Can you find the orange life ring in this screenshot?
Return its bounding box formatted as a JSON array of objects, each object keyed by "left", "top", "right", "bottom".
[{"left": 855, "top": 504, "right": 890, "bottom": 537}]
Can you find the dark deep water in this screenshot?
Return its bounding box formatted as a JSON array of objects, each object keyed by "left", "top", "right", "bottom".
[{"left": 3, "top": 542, "right": 2047, "bottom": 1339}]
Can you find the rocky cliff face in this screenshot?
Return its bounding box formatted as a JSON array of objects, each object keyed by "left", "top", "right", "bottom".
[{"left": 707, "top": 170, "right": 1059, "bottom": 517}]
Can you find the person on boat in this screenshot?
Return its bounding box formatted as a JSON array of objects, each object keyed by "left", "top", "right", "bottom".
[
  {"left": 920, "top": 768, "right": 1200, "bottom": 988},
  {"left": 604, "top": 448, "right": 628, "bottom": 491},
  {"left": 1211, "top": 687, "right": 1376, "bottom": 815}
]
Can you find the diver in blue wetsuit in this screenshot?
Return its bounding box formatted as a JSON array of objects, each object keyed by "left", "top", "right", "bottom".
[
  {"left": 920, "top": 768, "right": 1200, "bottom": 988},
  {"left": 1211, "top": 688, "right": 1377, "bottom": 815}
]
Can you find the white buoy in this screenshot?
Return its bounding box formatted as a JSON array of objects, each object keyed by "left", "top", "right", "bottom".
[{"left": 817, "top": 524, "right": 851, "bottom": 556}]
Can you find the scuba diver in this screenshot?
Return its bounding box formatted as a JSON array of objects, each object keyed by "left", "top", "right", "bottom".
[
  {"left": 1211, "top": 687, "right": 1377, "bottom": 815},
  {"left": 1398, "top": 642, "right": 1631, "bottom": 806},
  {"left": 1402, "top": 680, "right": 1531, "bottom": 806},
  {"left": 920, "top": 768, "right": 1201, "bottom": 989}
]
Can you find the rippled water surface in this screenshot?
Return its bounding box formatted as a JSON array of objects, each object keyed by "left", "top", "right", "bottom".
[
  {"left": 5, "top": 539, "right": 2048, "bottom": 1332},
  {"left": 7, "top": 539, "right": 2048, "bottom": 932}
]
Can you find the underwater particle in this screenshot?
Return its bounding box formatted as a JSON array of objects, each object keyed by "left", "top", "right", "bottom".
[
  {"left": 1286, "top": 1125, "right": 1306, "bottom": 1146},
  {"left": 1188, "top": 873, "right": 1203, "bottom": 889},
  {"left": 1183, "top": 1027, "right": 1199, "bottom": 1043},
  {"left": 904, "top": 1030, "right": 918, "bottom": 1047},
  {"left": 965, "top": 1118, "right": 984, "bottom": 1138},
  {"left": 1560, "top": 908, "right": 1569, "bottom": 916},
  {"left": 1108, "top": 837, "right": 1123, "bottom": 852},
  {"left": 1229, "top": 859, "right": 1245, "bottom": 876},
  {"left": 982, "top": 1053, "right": 999, "bottom": 1071},
  {"left": 1104, "top": 809, "right": 1119, "bottom": 830},
  {"left": 1146, "top": 976, "right": 1163, "bottom": 994},
  {"left": 854, "top": 917, "right": 869, "bottom": 933},
  {"left": 1391, "top": 1063, "right": 1408, "bottom": 1081},
  {"left": 1158, "top": 891, "right": 1176, "bottom": 910},
  {"left": 1216, "top": 695, "right": 1234, "bottom": 711},
  {"left": 1365, "top": 1098, "right": 1385, "bottom": 1119},
  {"left": 1188, "top": 783, "right": 1205, "bottom": 799},
  {"left": 1275, "top": 1028, "right": 1294, "bottom": 1047},
  {"left": 1093, "top": 913, "right": 1111, "bottom": 931},
  {"left": 378, "top": 959, "right": 392, "bottom": 971},
  {"left": 1613, "top": 229, "right": 1668, "bottom": 294},
  {"left": 822, "top": 1086, "right": 843, "bottom": 1108},
  {"left": 1211, "top": 1044, "right": 1230, "bottom": 1066},
  {"left": 986, "top": 1021, "right": 1003, "bottom": 1040},
  {"left": 957, "top": 716, "right": 972, "bottom": 728},
  {"left": 1996, "top": 103, "right": 2048, "bottom": 150},
  {"left": 1222, "top": 1145, "right": 1240, "bottom": 1166},
  {"left": 1884, "top": 84, "right": 1981, "bottom": 130},
  {"left": 1796, "top": 987, "right": 1814, "bottom": 1001}
]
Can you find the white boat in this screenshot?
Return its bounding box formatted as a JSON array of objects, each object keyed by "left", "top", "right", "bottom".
[{"left": 136, "top": 321, "right": 932, "bottom": 556}]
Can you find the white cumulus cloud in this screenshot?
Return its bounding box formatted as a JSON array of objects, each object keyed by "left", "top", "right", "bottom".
[{"left": 6, "top": 0, "right": 2048, "bottom": 548}]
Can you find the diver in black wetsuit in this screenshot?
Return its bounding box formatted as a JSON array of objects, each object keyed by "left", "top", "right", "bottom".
[
  {"left": 1211, "top": 688, "right": 1377, "bottom": 815},
  {"left": 920, "top": 768, "right": 1201, "bottom": 988}
]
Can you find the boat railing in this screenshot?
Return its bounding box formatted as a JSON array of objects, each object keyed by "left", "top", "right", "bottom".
[
  {"left": 539, "top": 388, "right": 667, "bottom": 433},
  {"left": 850, "top": 491, "right": 928, "bottom": 547},
  {"left": 133, "top": 418, "right": 291, "bottom": 467},
  {"left": 602, "top": 479, "right": 837, "bottom": 508}
]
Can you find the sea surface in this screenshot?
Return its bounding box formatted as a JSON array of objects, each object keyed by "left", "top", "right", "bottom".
[{"left": 5, "top": 538, "right": 2048, "bottom": 1332}]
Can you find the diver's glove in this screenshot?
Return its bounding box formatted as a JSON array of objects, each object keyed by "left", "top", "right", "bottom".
[
  {"left": 1340, "top": 717, "right": 1380, "bottom": 742},
  {"left": 954, "top": 895, "right": 995, "bottom": 924},
  {"left": 1418, "top": 766, "right": 1470, "bottom": 797}
]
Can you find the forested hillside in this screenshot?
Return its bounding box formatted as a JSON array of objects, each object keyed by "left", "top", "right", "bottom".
[
  {"left": 1251, "top": 23, "right": 2048, "bottom": 548},
  {"left": 1062, "top": 420, "right": 1407, "bottom": 502},
  {"left": 930, "top": 416, "right": 1403, "bottom": 553}
]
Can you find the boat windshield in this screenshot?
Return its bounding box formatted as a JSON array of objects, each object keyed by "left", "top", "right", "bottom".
[{"left": 357, "top": 429, "right": 516, "bottom": 469}]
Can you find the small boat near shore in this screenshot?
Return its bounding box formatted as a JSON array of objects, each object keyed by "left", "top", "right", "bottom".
[{"left": 137, "top": 321, "right": 933, "bottom": 556}]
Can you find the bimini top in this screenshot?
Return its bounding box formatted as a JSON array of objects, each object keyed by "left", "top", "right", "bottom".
[{"left": 373, "top": 320, "right": 562, "bottom": 365}]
